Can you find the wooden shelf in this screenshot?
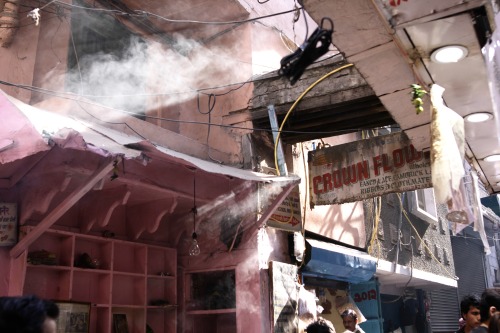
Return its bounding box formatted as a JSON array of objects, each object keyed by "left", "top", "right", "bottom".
[
  {"left": 27, "top": 264, "right": 71, "bottom": 271},
  {"left": 73, "top": 267, "right": 110, "bottom": 274},
  {"left": 92, "top": 303, "right": 111, "bottom": 308},
  {"left": 20, "top": 226, "right": 177, "bottom": 333},
  {"left": 111, "top": 304, "right": 146, "bottom": 309},
  {"left": 113, "top": 271, "right": 145, "bottom": 277},
  {"left": 186, "top": 309, "right": 237, "bottom": 315},
  {"left": 147, "top": 305, "right": 178, "bottom": 310},
  {"left": 146, "top": 274, "right": 175, "bottom": 280}
]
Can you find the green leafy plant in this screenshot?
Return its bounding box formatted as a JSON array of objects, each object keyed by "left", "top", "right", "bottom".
[{"left": 410, "top": 84, "right": 427, "bottom": 114}]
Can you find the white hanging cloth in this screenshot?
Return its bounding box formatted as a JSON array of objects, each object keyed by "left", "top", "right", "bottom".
[
  {"left": 429, "top": 84, "right": 465, "bottom": 205},
  {"left": 471, "top": 171, "right": 491, "bottom": 255}
]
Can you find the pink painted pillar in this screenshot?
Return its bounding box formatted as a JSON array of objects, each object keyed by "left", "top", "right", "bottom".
[
  {"left": 0, "top": 248, "right": 11, "bottom": 294},
  {"left": 236, "top": 253, "right": 265, "bottom": 333}
]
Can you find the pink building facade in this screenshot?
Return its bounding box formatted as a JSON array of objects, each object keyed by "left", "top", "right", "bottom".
[{"left": 0, "top": 1, "right": 304, "bottom": 332}]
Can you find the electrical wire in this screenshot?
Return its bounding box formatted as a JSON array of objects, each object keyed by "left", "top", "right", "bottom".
[
  {"left": 68, "top": 17, "right": 83, "bottom": 94},
  {"left": 196, "top": 93, "right": 223, "bottom": 164},
  {"left": 1, "top": 74, "right": 255, "bottom": 99},
  {"left": 40, "top": 0, "right": 302, "bottom": 26},
  {"left": 0, "top": 78, "right": 393, "bottom": 136},
  {"left": 382, "top": 245, "right": 414, "bottom": 304},
  {"left": 39, "top": 0, "right": 57, "bottom": 10},
  {"left": 74, "top": 101, "right": 148, "bottom": 140},
  {"left": 398, "top": 193, "right": 458, "bottom": 280},
  {"left": 368, "top": 196, "right": 383, "bottom": 259},
  {"left": 301, "top": 142, "right": 308, "bottom": 231},
  {"left": 273, "top": 63, "right": 354, "bottom": 175},
  {"left": 133, "top": 7, "right": 301, "bottom": 25},
  {"left": 0, "top": 53, "right": 340, "bottom": 101}
]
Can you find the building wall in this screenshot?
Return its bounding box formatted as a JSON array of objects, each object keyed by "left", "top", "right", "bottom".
[
  {"left": 0, "top": 3, "right": 301, "bottom": 333},
  {"left": 364, "top": 193, "right": 456, "bottom": 283},
  {"left": 0, "top": 0, "right": 295, "bottom": 168}
]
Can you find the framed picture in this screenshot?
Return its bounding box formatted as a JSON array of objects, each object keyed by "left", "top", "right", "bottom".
[
  {"left": 113, "top": 313, "right": 129, "bottom": 333},
  {"left": 0, "top": 203, "right": 17, "bottom": 246},
  {"left": 55, "top": 301, "right": 90, "bottom": 333}
]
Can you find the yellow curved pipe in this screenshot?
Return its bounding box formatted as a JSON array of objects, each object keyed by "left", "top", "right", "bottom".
[{"left": 274, "top": 63, "right": 354, "bottom": 174}]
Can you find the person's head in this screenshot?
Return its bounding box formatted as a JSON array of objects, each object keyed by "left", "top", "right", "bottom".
[
  {"left": 480, "top": 288, "right": 500, "bottom": 325},
  {"left": 340, "top": 309, "right": 358, "bottom": 332},
  {"left": 460, "top": 294, "right": 481, "bottom": 330},
  {"left": 305, "top": 318, "right": 336, "bottom": 333},
  {"left": 489, "top": 312, "right": 500, "bottom": 333},
  {"left": 0, "top": 295, "right": 59, "bottom": 333}
]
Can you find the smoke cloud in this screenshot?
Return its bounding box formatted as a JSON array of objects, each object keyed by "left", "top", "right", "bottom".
[{"left": 65, "top": 33, "right": 250, "bottom": 116}]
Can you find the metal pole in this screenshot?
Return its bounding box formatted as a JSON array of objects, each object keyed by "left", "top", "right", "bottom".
[{"left": 267, "top": 104, "right": 288, "bottom": 176}]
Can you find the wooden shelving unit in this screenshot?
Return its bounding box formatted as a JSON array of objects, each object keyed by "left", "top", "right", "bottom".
[
  {"left": 183, "top": 269, "right": 237, "bottom": 332},
  {"left": 20, "top": 226, "right": 177, "bottom": 333}
]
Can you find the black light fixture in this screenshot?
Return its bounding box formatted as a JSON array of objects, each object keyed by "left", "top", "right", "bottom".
[{"left": 189, "top": 176, "right": 201, "bottom": 256}]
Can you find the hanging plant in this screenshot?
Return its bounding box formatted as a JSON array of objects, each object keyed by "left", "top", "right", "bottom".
[{"left": 410, "top": 84, "right": 427, "bottom": 114}]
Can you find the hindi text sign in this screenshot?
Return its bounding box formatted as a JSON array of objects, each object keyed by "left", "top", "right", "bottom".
[{"left": 0, "top": 203, "right": 17, "bottom": 246}]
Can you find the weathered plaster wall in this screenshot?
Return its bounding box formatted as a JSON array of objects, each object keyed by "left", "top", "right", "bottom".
[
  {"left": 364, "top": 193, "right": 457, "bottom": 281},
  {"left": 2, "top": 0, "right": 288, "bottom": 167},
  {"left": 178, "top": 227, "right": 291, "bottom": 333},
  {"left": 30, "top": 6, "right": 71, "bottom": 105},
  {"left": 0, "top": 0, "right": 42, "bottom": 102}
]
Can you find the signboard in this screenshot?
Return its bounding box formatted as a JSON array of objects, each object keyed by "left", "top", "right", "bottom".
[
  {"left": 260, "top": 167, "right": 302, "bottom": 232},
  {"left": 0, "top": 203, "right": 17, "bottom": 246},
  {"left": 308, "top": 132, "right": 432, "bottom": 205},
  {"left": 267, "top": 187, "right": 301, "bottom": 231},
  {"left": 270, "top": 261, "right": 298, "bottom": 333}
]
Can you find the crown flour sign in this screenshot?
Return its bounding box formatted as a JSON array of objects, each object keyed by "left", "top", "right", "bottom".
[{"left": 308, "top": 132, "right": 432, "bottom": 205}]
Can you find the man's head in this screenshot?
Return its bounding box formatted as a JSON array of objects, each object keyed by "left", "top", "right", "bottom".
[
  {"left": 0, "top": 295, "right": 59, "bottom": 333},
  {"left": 305, "top": 318, "right": 336, "bottom": 333},
  {"left": 479, "top": 288, "right": 500, "bottom": 325},
  {"left": 489, "top": 312, "right": 500, "bottom": 333},
  {"left": 459, "top": 294, "right": 481, "bottom": 330},
  {"left": 340, "top": 309, "right": 358, "bottom": 332}
]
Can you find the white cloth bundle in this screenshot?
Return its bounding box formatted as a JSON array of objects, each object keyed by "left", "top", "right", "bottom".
[{"left": 430, "top": 84, "right": 465, "bottom": 205}]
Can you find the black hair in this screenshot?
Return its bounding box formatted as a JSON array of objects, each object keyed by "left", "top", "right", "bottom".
[
  {"left": 305, "top": 318, "right": 335, "bottom": 333},
  {"left": 460, "top": 294, "right": 480, "bottom": 316},
  {"left": 489, "top": 312, "right": 500, "bottom": 333},
  {"left": 0, "top": 295, "right": 59, "bottom": 333},
  {"left": 480, "top": 288, "right": 500, "bottom": 323},
  {"left": 340, "top": 309, "right": 358, "bottom": 320}
]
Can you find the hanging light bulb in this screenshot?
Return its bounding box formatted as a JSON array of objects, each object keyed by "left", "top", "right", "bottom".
[
  {"left": 189, "top": 232, "right": 201, "bottom": 256},
  {"left": 189, "top": 176, "right": 201, "bottom": 256}
]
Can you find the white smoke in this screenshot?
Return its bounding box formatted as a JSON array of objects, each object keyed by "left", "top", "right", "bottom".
[{"left": 65, "top": 33, "right": 249, "bottom": 116}]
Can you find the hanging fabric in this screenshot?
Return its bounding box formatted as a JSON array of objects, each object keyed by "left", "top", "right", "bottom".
[{"left": 429, "top": 84, "right": 472, "bottom": 228}]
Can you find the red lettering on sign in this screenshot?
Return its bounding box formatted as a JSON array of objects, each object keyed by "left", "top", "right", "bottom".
[
  {"left": 333, "top": 169, "right": 342, "bottom": 188},
  {"left": 373, "top": 155, "right": 382, "bottom": 176},
  {"left": 313, "top": 176, "right": 322, "bottom": 194},
  {"left": 393, "top": 148, "right": 405, "bottom": 168},
  {"left": 353, "top": 289, "right": 377, "bottom": 303}
]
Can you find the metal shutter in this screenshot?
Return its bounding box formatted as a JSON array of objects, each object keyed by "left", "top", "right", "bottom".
[
  {"left": 451, "top": 236, "right": 486, "bottom": 299},
  {"left": 429, "top": 236, "right": 486, "bottom": 332},
  {"left": 430, "top": 288, "right": 459, "bottom": 332}
]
